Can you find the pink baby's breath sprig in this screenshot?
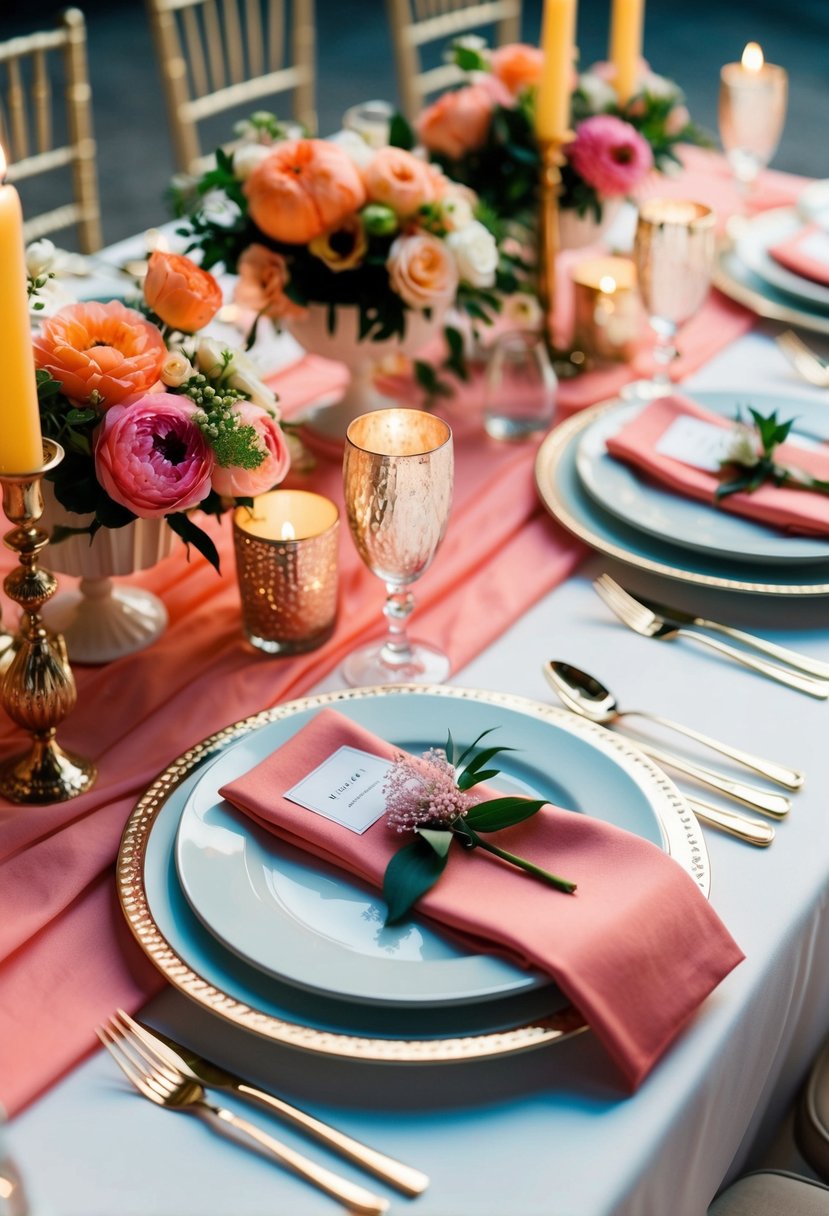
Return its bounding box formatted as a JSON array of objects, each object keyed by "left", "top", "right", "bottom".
[{"left": 381, "top": 727, "right": 577, "bottom": 925}]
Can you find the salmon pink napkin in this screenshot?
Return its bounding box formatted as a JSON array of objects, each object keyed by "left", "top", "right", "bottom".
[
  {"left": 606, "top": 394, "right": 829, "bottom": 536},
  {"left": 769, "top": 224, "right": 829, "bottom": 287},
  {"left": 220, "top": 708, "right": 743, "bottom": 1090}
]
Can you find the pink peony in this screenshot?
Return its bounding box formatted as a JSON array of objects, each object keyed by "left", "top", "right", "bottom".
[
  {"left": 211, "top": 401, "right": 291, "bottom": 497},
  {"left": 94, "top": 393, "right": 214, "bottom": 519},
  {"left": 567, "top": 115, "right": 653, "bottom": 197}
]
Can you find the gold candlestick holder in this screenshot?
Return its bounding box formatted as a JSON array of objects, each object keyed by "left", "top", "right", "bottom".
[
  {"left": 0, "top": 439, "right": 96, "bottom": 803},
  {"left": 537, "top": 134, "right": 585, "bottom": 380}
]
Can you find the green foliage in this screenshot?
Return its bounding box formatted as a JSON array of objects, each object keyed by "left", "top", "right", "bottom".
[
  {"left": 716, "top": 407, "right": 829, "bottom": 502},
  {"left": 383, "top": 833, "right": 450, "bottom": 924}
]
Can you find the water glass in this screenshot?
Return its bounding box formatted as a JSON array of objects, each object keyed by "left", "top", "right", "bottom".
[{"left": 484, "top": 331, "right": 557, "bottom": 441}]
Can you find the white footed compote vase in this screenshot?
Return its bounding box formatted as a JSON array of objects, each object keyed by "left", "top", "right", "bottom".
[
  {"left": 287, "top": 303, "right": 444, "bottom": 445},
  {"left": 343, "top": 408, "right": 453, "bottom": 686},
  {"left": 39, "top": 482, "right": 176, "bottom": 664}
]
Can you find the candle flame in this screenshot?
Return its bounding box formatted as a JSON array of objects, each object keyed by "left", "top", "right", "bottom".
[
  {"left": 599, "top": 275, "right": 617, "bottom": 294},
  {"left": 280, "top": 521, "right": 296, "bottom": 541},
  {"left": 741, "top": 42, "right": 764, "bottom": 72}
]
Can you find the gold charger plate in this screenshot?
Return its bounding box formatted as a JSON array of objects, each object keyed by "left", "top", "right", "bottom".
[
  {"left": 117, "top": 684, "right": 703, "bottom": 1063},
  {"left": 536, "top": 400, "right": 829, "bottom": 596}
]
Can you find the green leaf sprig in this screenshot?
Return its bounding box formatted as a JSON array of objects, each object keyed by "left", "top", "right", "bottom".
[
  {"left": 381, "top": 728, "right": 576, "bottom": 925},
  {"left": 717, "top": 407, "right": 829, "bottom": 501}
]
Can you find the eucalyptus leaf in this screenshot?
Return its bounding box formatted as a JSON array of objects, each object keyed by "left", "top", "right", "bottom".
[{"left": 382, "top": 835, "right": 449, "bottom": 925}]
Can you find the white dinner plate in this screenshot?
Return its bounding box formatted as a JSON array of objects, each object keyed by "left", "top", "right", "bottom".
[
  {"left": 734, "top": 207, "right": 829, "bottom": 312},
  {"left": 174, "top": 688, "right": 705, "bottom": 1008},
  {"left": 575, "top": 392, "right": 829, "bottom": 566},
  {"left": 715, "top": 244, "right": 829, "bottom": 339},
  {"left": 798, "top": 180, "right": 829, "bottom": 226}
]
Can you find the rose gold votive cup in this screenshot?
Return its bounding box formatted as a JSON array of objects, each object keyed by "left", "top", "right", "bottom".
[
  {"left": 572, "top": 256, "right": 641, "bottom": 364},
  {"left": 233, "top": 490, "right": 339, "bottom": 655}
]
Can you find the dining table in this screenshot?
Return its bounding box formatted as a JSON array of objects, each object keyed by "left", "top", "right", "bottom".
[{"left": 5, "top": 151, "right": 829, "bottom": 1216}]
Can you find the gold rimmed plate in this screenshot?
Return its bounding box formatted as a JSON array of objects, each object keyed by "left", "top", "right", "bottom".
[
  {"left": 118, "top": 685, "right": 706, "bottom": 1063},
  {"left": 536, "top": 401, "right": 829, "bottom": 596}
]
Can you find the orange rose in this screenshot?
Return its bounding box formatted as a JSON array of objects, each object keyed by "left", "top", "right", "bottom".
[
  {"left": 143, "top": 251, "right": 222, "bottom": 333},
  {"left": 416, "top": 84, "right": 496, "bottom": 160},
  {"left": 33, "top": 301, "right": 167, "bottom": 409},
  {"left": 362, "top": 147, "right": 436, "bottom": 219},
  {"left": 386, "top": 233, "right": 459, "bottom": 310},
  {"left": 490, "top": 44, "right": 544, "bottom": 95},
  {"left": 244, "top": 139, "right": 367, "bottom": 244},
  {"left": 235, "top": 244, "right": 306, "bottom": 319}
]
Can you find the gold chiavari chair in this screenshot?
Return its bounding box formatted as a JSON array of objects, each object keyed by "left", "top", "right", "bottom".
[
  {"left": 386, "top": 0, "right": 521, "bottom": 122},
  {"left": 0, "top": 7, "right": 101, "bottom": 253},
  {"left": 145, "top": 0, "right": 316, "bottom": 177}
]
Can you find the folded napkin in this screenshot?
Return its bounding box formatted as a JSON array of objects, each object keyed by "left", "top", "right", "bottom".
[
  {"left": 220, "top": 708, "right": 743, "bottom": 1090},
  {"left": 606, "top": 394, "right": 829, "bottom": 537},
  {"left": 769, "top": 224, "right": 829, "bottom": 287}
]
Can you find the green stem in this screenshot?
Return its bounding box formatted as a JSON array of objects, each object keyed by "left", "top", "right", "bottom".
[{"left": 456, "top": 824, "right": 576, "bottom": 894}]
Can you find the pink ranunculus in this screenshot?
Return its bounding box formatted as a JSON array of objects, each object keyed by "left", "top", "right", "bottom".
[
  {"left": 362, "top": 147, "right": 437, "bottom": 219},
  {"left": 94, "top": 393, "right": 214, "bottom": 519},
  {"left": 415, "top": 83, "right": 497, "bottom": 160},
  {"left": 567, "top": 115, "right": 654, "bottom": 197},
  {"left": 211, "top": 401, "right": 291, "bottom": 497},
  {"left": 386, "top": 233, "right": 459, "bottom": 310}
]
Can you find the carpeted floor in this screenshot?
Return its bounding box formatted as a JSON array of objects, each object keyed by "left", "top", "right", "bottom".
[{"left": 2, "top": 0, "right": 827, "bottom": 248}]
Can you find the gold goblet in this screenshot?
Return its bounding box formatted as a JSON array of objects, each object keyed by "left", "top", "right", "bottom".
[
  {"left": 343, "top": 408, "right": 453, "bottom": 686},
  {"left": 626, "top": 198, "right": 716, "bottom": 399}
]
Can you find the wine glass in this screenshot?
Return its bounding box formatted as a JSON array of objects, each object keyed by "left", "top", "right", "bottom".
[
  {"left": 342, "top": 408, "right": 454, "bottom": 686},
  {"left": 483, "top": 331, "right": 557, "bottom": 441},
  {"left": 719, "top": 44, "right": 788, "bottom": 216},
  {"left": 627, "top": 198, "right": 716, "bottom": 399}
]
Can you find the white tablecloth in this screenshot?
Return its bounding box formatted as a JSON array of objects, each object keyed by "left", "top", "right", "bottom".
[{"left": 9, "top": 326, "right": 829, "bottom": 1216}]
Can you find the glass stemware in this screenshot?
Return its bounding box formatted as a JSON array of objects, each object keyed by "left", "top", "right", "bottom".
[
  {"left": 627, "top": 198, "right": 716, "bottom": 399},
  {"left": 483, "top": 330, "right": 557, "bottom": 441},
  {"left": 342, "top": 408, "right": 453, "bottom": 686},
  {"left": 719, "top": 43, "right": 788, "bottom": 214}
]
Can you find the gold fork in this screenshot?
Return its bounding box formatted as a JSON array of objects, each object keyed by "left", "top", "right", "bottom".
[
  {"left": 594, "top": 574, "right": 829, "bottom": 700},
  {"left": 96, "top": 1024, "right": 389, "bottom": 1216},
  {"left": 776, "top": 330, "right": 829, "bottom": 387}
]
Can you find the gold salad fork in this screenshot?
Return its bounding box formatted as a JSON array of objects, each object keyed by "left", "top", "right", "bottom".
[
  {"left": 594, "top": 574, "right": 829, "bottom": 700},
  {"left": 776, "top": 330, "right": 829, "bottom": 388},
  {"left": 96, "top": 1022, "right": 390, "bottom": 1216},
  {"left": 108, "top": 1009, "right": 427, "bottom": 1197}
]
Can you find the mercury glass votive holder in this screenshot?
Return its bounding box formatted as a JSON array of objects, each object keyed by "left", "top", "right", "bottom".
[
  {"left": 572, "top": 256, "right": 641, "bottom": 364},
  {"left": 233, "top": 490, "right": 339, "bottom": 655}
]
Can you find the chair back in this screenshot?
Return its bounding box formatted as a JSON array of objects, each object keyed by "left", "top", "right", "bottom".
[
  {"left": 0, "top": 8, "right": 101, "bottom": 253},
  {"left": 146, "top": 0, "right": 316, "bottom": 176},
  {"left": 386, "top": 0, "right": 521, "bottom": 122}
]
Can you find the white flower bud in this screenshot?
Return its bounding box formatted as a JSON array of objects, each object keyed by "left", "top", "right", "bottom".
[
  {"left": 502, "top": 292, "right": 543, "bottom": 331},
  {"left": 328, "top": 129, "right": 375, "bottom": 169},
  {"left": 446, "top": 220, "right": 498, "bottom": 289},
  {"left": 160, "top": 350, "right": 195, "bottom": 387},
  {"left": 577, "top": 72, "right": 617, "bottom": 113},
  {"left": 440, "top": 190, "right": 475, "bottom": 232},
  {"left": 26, "top": 238, "right": 56, "bottom": 278},
  {"left": 725, "top": 425, "right": 760, "bottom": 468},
  {"left": 233, "top": 143, "right": 272, "bottom": 181}
]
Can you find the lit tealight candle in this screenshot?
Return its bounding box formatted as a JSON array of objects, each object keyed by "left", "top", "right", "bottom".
[
  {"left": 572, "top": 256, "right": 641, "bottom": 362},
  {"left": 0, "top": 145, "right": 44, "bottom": 474},
  {"left": 233, "top": 490, "right": 339, "bottom": 655},
  {"left": 719, "top": 43, "right": 788, "bottom": 186}
]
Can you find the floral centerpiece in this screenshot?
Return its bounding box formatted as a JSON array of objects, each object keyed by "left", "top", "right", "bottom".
[
  {"left": 176, "top": 129, "right": 517, "bottom": 400},
  {"left": 410, "top": 38, "right": 708, "bottom": 233},
  {"left": 28, "top": 243, "right": 290, "bottom": 571}
]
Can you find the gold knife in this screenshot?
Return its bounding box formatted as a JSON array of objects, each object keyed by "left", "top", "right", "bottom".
[{"left": 121, "top": 1010, "right": 429, "bottom": 1197}]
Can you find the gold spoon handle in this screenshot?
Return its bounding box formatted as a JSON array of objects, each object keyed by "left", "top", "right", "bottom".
[
  {"left": 637, "top": 740, "right": 791, "bottom": 818},
  {"left": 687, "top": 798, "right": 775, "bottom": 847}
]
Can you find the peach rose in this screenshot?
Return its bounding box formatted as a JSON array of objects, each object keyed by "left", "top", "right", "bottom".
[
  {"left": 416, "top": 84, "right": 497, "bottom": 160},
  {"left": 244, "top": 139, "right": 366, "bottom": 244},
  {"left": 33, "top": 301, "right": 167, "bottom": 409},
  {"left": 490, "top": 43, "right": 544, "bottom": 95},
  {"left": 386, "top": 233, "right": 459, "bottom": 310},
  {"left": 362, "top": 147, "right": 436, "bottom": 219},
  {"left": 143, "top": 251, "right": 223, "bottom": 333},
  {"left": 235, "top": 244, "right": 306, "bottom": 320}
]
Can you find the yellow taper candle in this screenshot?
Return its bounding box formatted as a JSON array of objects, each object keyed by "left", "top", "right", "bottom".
[
  {"left": 609, "top": 0, "right": 645, "bottom": 105},
  {"left": 0, "top": 147, "right": 44, "bottom": 474},
  {"left": 535, "top": 0, "right": 578, "bottom": 142}
]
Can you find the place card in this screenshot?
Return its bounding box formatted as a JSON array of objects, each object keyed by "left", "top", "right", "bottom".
[
  {"left": 284, "top": 745, "right": 393, "bottom": 833},
  {"left": 654, "top": 414, "right": 822, "bottom": 473}
]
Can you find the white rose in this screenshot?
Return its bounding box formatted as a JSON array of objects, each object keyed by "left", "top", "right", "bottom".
[
  {"left": 196, "top": 339, "right": 280, "bottom": 416},
  {"left": 640, "top": 71, "right": 681, "bottom": 102},
  {"left": 446, "top": 221, "right": 498, "bottom": 288},
  {"left": 725, "top": 425, "right": 760, "bottom": 469},
  {"left": 233, "top": 143, "right": 272, "bottom": 181},
  {"left": 577, "top": 72, "right": 617, "bottom": 113},
  {"left": 26, "top": 238, "right": 56, "bottom": 278},
  {"left": 440, "top": 188, "right": 475, "bottom": 232},
  {"left": 502, "top": 292, "right": 543, "bottom": 331},
  {"left": 160, "top": 350, "right": 194, "bottom": 387},
  {"left": 328, "top": 129, "right": 375, "bottom": 169}
]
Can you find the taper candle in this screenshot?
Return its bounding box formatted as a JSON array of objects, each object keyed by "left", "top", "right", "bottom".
[
  {"left": 609, "top": 0, "right": 645, "bottom": 105},
  {"left": 535, "top": 0, "right": 578, "bottom": 142},
  {"left": 0, "top": 147, "right": 44, "bottom": 475}
]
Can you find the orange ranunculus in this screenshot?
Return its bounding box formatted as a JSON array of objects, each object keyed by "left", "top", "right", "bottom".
[
  {"left": 490, "top": 43, "right": 544, "bottom": 95},
  {"left": 235, "top": 244, "right": 306, "bottom": 319},
  {"left": 244, "top": 139, "right": 367, "bottom": 244},
  {"left": 362, "top": 147, "right": 437, "bottom": 219},
  {"left": 33, "top": 301, "right": 167, "bottom": 409},
  {"left": 143, "top": 251, "right": 223, "bottom": 333},
  {"left": 416, "top": 84, "right": 497, "bottom": 160}
]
